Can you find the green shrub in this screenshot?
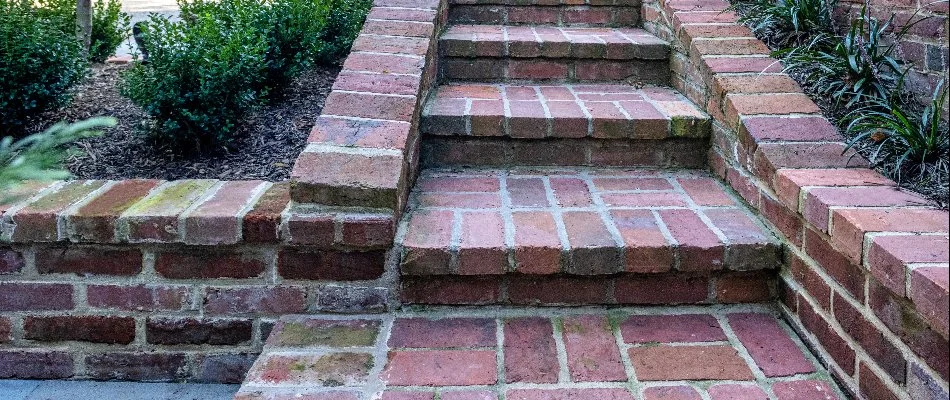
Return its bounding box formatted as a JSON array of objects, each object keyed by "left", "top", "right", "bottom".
[
  {"left": 33, "top": 0, "right": 131, "bottom": 62},
  {"left": 0, "top": 1, "right": 87, "bottom": 135},
  {"left": 0, "top": 117, "right": 113, "bottom": 193},
  {"left": 121, "top": 12, "right": 269, "bottom": 149},
  {"left": 319, "top": 0, "right": 372, "bottom": 61},
  {"left": 779, "top": 7, "right": 913, "bottom": 109},
  {"left": 732, "top": 0, "right": 836, "bottom": 48},
  {"left": 844, "top": 81, "right": 948, "bottom": 182}
]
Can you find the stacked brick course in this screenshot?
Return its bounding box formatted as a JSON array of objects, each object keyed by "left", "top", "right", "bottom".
[{"left": 639, "top": 0, "right": 949, "bottom": 397}]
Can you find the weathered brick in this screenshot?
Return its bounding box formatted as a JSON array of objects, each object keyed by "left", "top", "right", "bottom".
[
  {"left": 0, "top": 282, "right": 73, "bottom": 311},
  {"left": 715, "top": 272, "right": 773, "bottom": 303},
  {"left": 85, "top": 353, "right": 188, "bottom": 381},
  {"left": 642, "top": 386, "right": 701, "bottom": 400},
  {"left": 620, "top": 314, "right": 726, "bottom": 343},
  {"left": 797, "top": 295, "right": 856, "bottom": 375},
  {"left": 866, "top": 234, "right": 948, "bottom": 296},
  {"left": 24, "top": 315, "right": 135, "bottom": 344},
  {"left": 512, "top": 211, "right": 563, "bottom": 274},
  {"left": 154, "top": 249, "right": 267, "bottom": 279},
  {"left": 267, "top": 317, "right": 380, "bottom": 347},
  {"left": 383, "top": 350, "right": 497, "bottom": 386},
  {"left": 193, "top": 353, "right": 257, "bottom": 384},
  {"left": 508, "top": 276, "right": 612, "bottom": 305},
  {"left": 340, "top": 213, "right": 395, "bottom": 248},
  {"left": 67, "top": 179, "right": 161, "bottom": 242},
  {"left": 278, "top": 249, "right": 385, "bottom": 281},
  {"left": 146, "top": 317, "right": 252, "bottom": 345},
  {"left": 833, "top": 298, "right": 906, "bottom": 383},
  {"left": 506, "top": 389, "right": 634, "bottom": 400},
  {"left": 909, "top": 266, "right": 949, "bottom": 339},
  {"left": 771, "top": 380, "right": 842, "bottom": 400},
  {"left": 659, "top": 209, "right": 724, "bottom": 271},
  {"left": 614, "top": 274, "right": 709, "bottom": 304},
  {"left": 561, "top": 315, "right": 626, "bottom": 382},
  {"left": 184, "top": 180, "right": 263, "bottom": 245},
  {"left": 35, "top": 246, "right": 142, "bottom": 276},
  {"left": 120, "top": 180, "right": 217, "bottom": 242},
  {"left": 87, "top": 284, "right": 188, "bottom": 311},
  {"left": 0, "top": 248, "right": 24, "bottom": 274},
  {"left": 242, "top": 183, "right": 289, "bottom": 243},
  {"left": 727, "top": 313, "right": 814, "bottom": 377},
  {"left": 0, "top": 350, "right": 74, "bottom": 379},
  {"left": 400, "top": 276, "right": 501, "bottom": 305},
  {"left": 830, "top": 208, "right": 949, "bottom": 263},
  {"left": 628, "top": 345, "right": 754, "bottom": 380},
  {"left": 390, "top": 318, "right": 495, "bottom": 348},
  {"left": 401, "top": 210, "right": 454, "bottom": 275},
  {"left": 284, "top": 213, "right": 334, "bottom": 246},
  {"left": 290, "top": 149, "right": 403, "bottom": 209},
  {"left": 504, "top": 317, "right": 558, "bottom": 384},
  {"left": 203, "top": 286, "right": 307, "bottom": 315},
  {"left": 10, "top": 180, "right": 105, "bottom": 242},
  {"left": 802, "top": 186, "right": 924, "bottom": 232}
]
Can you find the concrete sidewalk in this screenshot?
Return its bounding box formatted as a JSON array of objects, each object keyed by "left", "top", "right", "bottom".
[{"left": 0, "top": 380, "right": 238, "bottom": 400}]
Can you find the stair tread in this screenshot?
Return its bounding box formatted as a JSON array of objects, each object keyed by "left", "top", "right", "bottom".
[
  {"left": 442, "top": 24, "right": 668, "bottom": 59},
  {"left": 397, "top": 167, "right": 782, "bottom": 276},
  {"left": 422, "top": 83, "right": 710, "bottom": 139}
]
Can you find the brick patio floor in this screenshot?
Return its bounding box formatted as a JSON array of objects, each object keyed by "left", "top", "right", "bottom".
[{"left": 235, "top": 305, "right": 845, "bottom": 399}]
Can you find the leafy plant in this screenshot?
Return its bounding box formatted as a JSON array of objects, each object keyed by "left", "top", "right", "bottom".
[
  {"left": 0, "top": 117, "right": 113, "bottom": 193},
  {"left": 732, "top": 0, "right": 836, "bottom": 48},
  {"left": 778, "top": 6, "right": 914, "bottom": 109},
  {"left": 121, "top": 11, "right": 269, "bottom": 149},
  {"left": 90, "top": 0, "right": 132, "bottom": 62},
  {"left": 318, "top": 0, "right": 372, "bottom": 61},
  {"left": 844, "top": 81, "right": 949, "bottom": 182},
  {"left": 0, "top": 1, "right": 87, "bottom": 135}
]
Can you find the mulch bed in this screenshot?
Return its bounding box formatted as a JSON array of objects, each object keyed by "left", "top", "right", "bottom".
[{"left": 24, "top": 63, "right": 340, "bottom": 181}]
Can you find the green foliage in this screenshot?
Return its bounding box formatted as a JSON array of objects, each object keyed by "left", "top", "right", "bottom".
[
  {"left": 0, "top": 1, "right": 87, "bottom": 135},
  {"left": 778, "top": 6, "right": 912, "bottom": 109},
  {"left": 90, "top": 0, "right": 132, "bottom": 62},
  {"left": 31, "top": 0, "right": 132, "bottom": 62},
  {"left": 844, "top": 81, "right": 949, "bottom": 181},
  {"left": 732, "top": 0, "right": 836, "bottom": 47},
  {"left": 124, "top": 0, "right": 371, "bottom": 150},
  {"left": 0, "top": 117, "right": 113, "bottom": 193},
  {"left": 120, "top": 12, "right": 269, "bottom": 149}
]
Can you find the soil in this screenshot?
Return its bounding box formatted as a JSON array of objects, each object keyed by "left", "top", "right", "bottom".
[{"left": 24, "top": 63, "right": 340, "bottom": 181}]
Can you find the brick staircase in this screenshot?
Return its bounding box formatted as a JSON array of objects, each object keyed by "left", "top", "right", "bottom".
[{"left": 396, "top": 0, "right": 781, "bottom": 305}]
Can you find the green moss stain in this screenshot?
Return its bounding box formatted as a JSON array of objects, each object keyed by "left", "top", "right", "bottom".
[
  {"left": 124, "top": 180, "right": 214, "bottom": 215},
  {"left": 276, "top": 321, "right": 380, "bottom": 347}
]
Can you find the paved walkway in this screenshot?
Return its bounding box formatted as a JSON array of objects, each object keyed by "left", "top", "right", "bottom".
[
  {"left": 0, "top": 380, "right": 238, "bottom": 400},
  {"left": 236, "top": 305, "right": 846, "bottom": 399}
]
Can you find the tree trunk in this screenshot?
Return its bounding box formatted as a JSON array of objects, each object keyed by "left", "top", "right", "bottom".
[{"left": 76, "top": 0, "right": 92, "bottom": 53}]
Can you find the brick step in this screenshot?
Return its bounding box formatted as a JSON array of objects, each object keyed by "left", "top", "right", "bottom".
[
  {"left": 449, "top": 4, "right": 640, "bottom": 27},
  {"left": 420, "top": 83, "right": 710, "bottom": 167},
  {"left": 395, "top": 168, "right": 782, "bottom": 306},
  {"left": 440, "top": 25, "right": 670, "bottom": 83}
]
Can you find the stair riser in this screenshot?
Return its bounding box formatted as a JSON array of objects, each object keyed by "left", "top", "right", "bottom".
[
  {"left": 421, "top": 137, "right": 708, "bottom": 167},
  {"left": 441, "top": 57, "right": 671, "bottom": 84},
  {"left": 400, "top": 273, "right": 776, "bottom": 305},
  {"left": 449, "top": 5, "right": 640, "bottom": 27}
]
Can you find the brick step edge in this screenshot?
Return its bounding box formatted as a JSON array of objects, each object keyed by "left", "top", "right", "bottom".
[
  {"left": 441, "top": 58, "right": 671, "bottom": 84},
  {"left": 421, "top": 137, "right": 707, "bottom": 167},
  {"left": 449, "top": 4, "right": 641, "bottom": 27},
  {"left": 400, "top": 271, "right": 775, "bottom": 305},
  {"left": 0, "top": 180, "right": 393, "bottom": 249}
]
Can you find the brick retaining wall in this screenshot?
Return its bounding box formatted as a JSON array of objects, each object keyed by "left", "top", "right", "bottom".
[
  {"left": 0, "top": 0, "right": 444, "bottom": 382},
  {"left": 640, "top": 0, "right": 949, "bottom": 397}
]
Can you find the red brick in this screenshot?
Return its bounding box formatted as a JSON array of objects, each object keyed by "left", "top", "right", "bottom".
[
  {"left": 389, "top": 318, "right": 496, "bottom": 348},
  {"left": 601, "top": 192, "right": 686, "bottom": 207},
  {"left": 508, "top": 100, "right": 549, "bottom": 138},
  {"left": 760, "top": 193, "right": 804, "bottom": 247},
  {"left": 266, "top": 318, "right": 380, "bottom": 347},
  {"left": 203, "top": 286, "right": 307, "bottom": 315},
  {"left": 401, "top": 210, "right": 454, "bottom": 275},
  {"left": 340, "top": 213, "right": 395, "bottom": 248},
  {"left": 703, "top": 56, "right": 784, "bottom": 74},
  {"left": 309, "top": 116, "right": 411, "bottom": 150},
  {"left": 802, "top": 186, "right": 924, "bottom": 232},
  {"left": 504, "top": 317, "right": 558, "bottom": 384},
  {"left": 507, "top": 178, "right": 549, "bottom": 207},
  {"left": 0, "top": 350, "right": 74, "bottom": 379},
  {"left": 858, "top": 363, "right": 900, "bottom": 400},
  {"left": 194, "top": 353, "right": 257, "bottom": 384},
  {"left": 155, "top": 249, "right": 267, "bottom": 279},
  {"left": 511, "top": 211, "right": 562, "bottom": 274},
  {"left": 678, "top": 177, "right": 734, "bottom": 206},
  {"left": 774, "top": 168, "right": 892, "bottom": 210},
  {"left": 614, "top": 275, "right": 709, "bottom": 304},
  {"left": 659, "top": 209, "right": 724, "bottom": 271},
  {"left": 739, "top": 116, "right": 839, "bottom": 150},
  {"left": 381, "top": 392, "right": 434, "bottom": 400},
  {"left": 383, "top": 350, "right": 497, "bottom": 386},
  {"left": 85, "top": 352, "right": 188, "bottom": 381},
  {"left": 506, "top": 389, "right": 634, "bottom": 400},
  {"left": 35, "top": 246, "right": 142, "bottom": 276},
  {"left": 24, "top": 315, "right": 135, "bottom": 344},
  {"left": 419, "top": 175, "right": 500, "bottom": 192},
  {"left": 642, "top": 386, "right": 702, "bottom": 400},
  {"left": 146, "top": 317, "right": 252, "bottom": 345},
  {"left": 804, "top": 228, "right": 866, "bottom": 299},
  {"left": 562, "top": 315, "right": 626, "bottom": 382},
  {"left": 716, "top": 272, "right": 773, "bottom": 303},
  {"left": 0, "top": 317, "right": 8, "bottom": 343},
  {"left": 343, "top": 52, "right": 424, "bottom": 75},
  {"left": 691, "top": 38, "right": 768, "bottom": 57},
  {"left": 285, "top": 213, "right": 334, "bottom": 246},
  {"left": 705, "top": 208, "right": 780, "bottom": 270},
  {"left": 547, "top": 101, "right": 588, "bottom": 138},
  {"left": 610, "top": 209, "right": 673, "bottom": 273},
  {"left": 753, "top": 143, "right": 866, "bottom": 184},
  {"left": 909, "top": 266, "right": 949, "bottom": 339},
  {"left": 459, "top": 211, "right": 507, "bottom": 275},
  {"left": 562, "top": 211, "right": 621, "bottom": 274},
  {"left": 550, "top": 177, "right": 592, "bottom": 207},
  {"left": 789, "top": 254, "right": 832, "bottom": 310},
  {"left": 728, "top": 313, "right": 814, "bottom": 377},
  {"left": 277, "top": 249, "right": 385, "bottom": 281},
  {"left": 629, "top": 345, "right": 754, "bottom": 380},
  {"left": 867, "top": 280, "right": 949, "bottom": 379},
  {"left": 368, "top": 6, "right": 436, "bottom": 21},
  {"left": 707, "top": 384, "right": 768, "bottom": 400},
  {"left": 867, "top": 234, "right": 948, "bottom": 296},
  {"left": 290, "top": 149, "right": 402, "bottom": 209},
  {"left": 772, "top": 379, "right": 842, "bottom": 400},
  {"left": 334, "top": 71, "right": 421, "bottom": 96},
  {"left": 323, "top": 91, "right": 417, "bottom": 122},
  {"left": 620, "top": 314, "right": 726, "bottom": 343},
  {"left": 830, "top": 208, "right": 949, "bottom": 263},
  {"left": 0, "top": 248, "right": 24, "bottom": 274},
  {"left": 184, "top": 181, "right": 263, "bottom": 245},
  {"left": 121, "top": 180, "right": 216, "bottom": 242},
  {"left": 87, "top": 284, "right": 188, "bottom": 311},
  {"left": 242, "top": 183, "right": 289, "bottom": 243},
  {"left": 67, "top": 179, "right": 161, "bottom": 242},
  {"left": 440, "top": 391, "right": 496, "bottom": 400},
  {"left": 508, "top": 276, "right": 612, "bottom": 305},
  {"left": 833, "top": 298, "right": 906, "bottom": 383},
  {"left": 11, "top": 180, "right": 105, "bottom": 242},
  {"left": 352, "top": 34, "right": 428, "bottom": 56},
  {"left": 797, "top": 296, "right": 856, "bottom": 375},
  {"left": 400, "top": 276, "right": 500, "bottom": 305},
  {"left": 470, "top": 99, "right": 505, "bottom": 137}
]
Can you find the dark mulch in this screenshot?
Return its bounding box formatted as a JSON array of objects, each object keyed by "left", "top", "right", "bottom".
[{"left": 24, "top": 63, "right": 340, "bottom": 181}]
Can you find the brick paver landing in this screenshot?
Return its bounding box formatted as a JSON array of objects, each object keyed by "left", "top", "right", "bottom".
[{"left": 235, "top": 306, "right": 845, "bottom": 399}]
